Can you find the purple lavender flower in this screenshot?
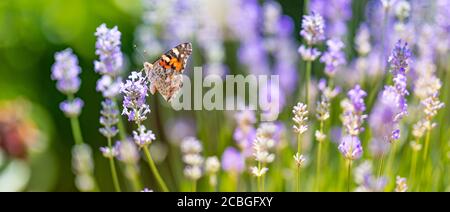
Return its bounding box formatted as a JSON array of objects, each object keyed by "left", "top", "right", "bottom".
[
  {"left": 370, "top": 86, "right": 402, "bottom": 143},
  {"left": 99, "top": 99, "right": 119, "bottom": 138},
  {"left": 221, "top": 147, "right": 245, "bottom": 174},
  {"left": 298, "top": 45, "right": 321, "bottom": 61},
  {"left": 121, "top": 71, "right": 150, "bottom": 124},
  {"left": 348, "top": 84, "right": 367, "bottom": 113},
  {"left": 60, "top": 98, "right": 84, "bottom": 118},
  {"left": 51, "top": 48, "right": 81, "bottom": 95},
  {"left": 94, "top": 24, "right": 123, "bottom": 77},
  {"left": 100, "top": 141, "right": 120, "bottom": 159},
  {"left": 132, "top": 125, "right": 156, "bottom": 148},
  {"left": 320, "top": 39, "right": 346, "bottom": 77},
  {"left": 233, "top": 110, "right": 257, "bottom": 157},
  {"left": 389, "top": 40, "right": 411, "bottom": 76},
  {"left": 338, "top": 135, "right": 363, "bottom": 160},
  {"left": 310, "top": 0, "right": 352, "bottom": 38},
  {"left": 389, "top": 40, "right": 411, "bottom": 120},
  {"left": 300, "top": 12, "right": 325, "bottom": 45},
  {"left": 97, "top": 75, "right": 122, "bottom": 99}
]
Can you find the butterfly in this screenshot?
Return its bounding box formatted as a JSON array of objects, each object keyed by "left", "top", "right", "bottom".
[{"left": 143, "top": 43, "right": 192, "bottom": 102}]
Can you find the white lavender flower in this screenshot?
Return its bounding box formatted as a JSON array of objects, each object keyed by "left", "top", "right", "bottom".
[
  {"left": 181, "top": 137, "right": 203, "bottom": 154},
  {"left": 395, "top": 176, "right": 408, "bottom": 192},
  {"left": 395, "top": 0, "right": 410, "bottom": 21},
  {"left": 355, "top": 23, "right": 371, "bottom": 56},
  {"left": 118, "top": 140, "right": 140, "bottom": 165},
  {"left": 181, "top": 137, "right": 204, "bottom": 181},
  {"left": 250, "top": 166, "right": 269, "bottom": 177},
  {"left": 72, "top": 144, "right": 96, "bottom": 192},
  {"left": 184, "top": 166, "right": 202, "bottom": 181},
  {"left": 293, "top": 153, "right": 306, "bottom": 167},
  {"left": 316, "top": 96, "right": 330, "bottom": 122},
  {"left": 292, "top": 102, "right": 309, "bottom": 134},
  {"left": 205, "top": 156, "right": 220, "bottom": 187}
]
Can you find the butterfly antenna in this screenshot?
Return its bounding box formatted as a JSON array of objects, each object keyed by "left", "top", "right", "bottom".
[{"left": 134, "top": 44, "right": 147, "bottom": 62}]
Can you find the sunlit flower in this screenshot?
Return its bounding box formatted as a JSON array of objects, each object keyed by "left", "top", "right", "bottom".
[
  {"left": 121, "top": 71, "right": 150, "bottom": 124},
  {"left": 60, "top": 98, "right": 84, "bottom": 118},
  {"left": 51, "top": 48, "right": 82, "bottom": 95},
  {"left": 338, "top": 135, "right": 363, "bottom": 160},
  {"left": 395, "top": 176, "right": 408, "bottom": 192}
]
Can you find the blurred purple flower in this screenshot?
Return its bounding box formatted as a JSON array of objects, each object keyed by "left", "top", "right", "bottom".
[
  {"left": 221, "top": 147, "right": 245, "bottom": 174},
  {"left": 60, "top": 98, "right": 84, "bottom": 118},
  {"left": 320, "top": 39, "right": 346, "bottom": 77},
  {"left": 100, "top": 141, "right": 120, "bottom": 159},
  {"left": 94, "top": 24, "right": 123, "bottom": 77},
  {"left": 234, "top": 110, "right": 257, "bottom": 157},
  {"left": 300, "top": 12, "right": 325, "bottom": 45},
  {"left": 51, "top": 48, "right": 81, "bottom": 95},
  {"left": 338, "top": 135, "right": 363, "bottom": 160},
  {"left": 348, "top": 84, "right": 367, "bottom": 113},
  {"left": 121, "top": 71, "right": 150, "bottom": 124},
  {"left": 310, "top": 0, "right": 352, "bottom": 38}
]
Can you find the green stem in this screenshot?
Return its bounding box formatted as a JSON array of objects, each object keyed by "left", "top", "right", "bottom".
[
  {"left": 347, "top": 160, "right": 352, "bottom": 192},
  {"left": 297, "top": 133, "right": 302, "bottom": 192},
  {"left": 143, "top": 147, "right": 169, "bottom": 192},
  {"left": 377, "top": 152, "right": 386, "bottom": 189},
  {"left": 192, "top": 180, "right": 197, "bottom": 192},
  {"left": 386, "top": 141, "right": 397, "bottom": 184},
  {"left": 423, "top": 129, "right": 431, "bottom": 161},
  {"left": 316, "top": 141, "right": 323, "bottom": 191},
  {"left": 305, "top": 61, "right": 312, "bottom": 106},
  {"left": 67, "top": 94, "right": 84, "bottom": 145},
  {"left": 127, "top": 165, "right": 142, "bottom": 192},
  {"left": 409, "top": 148, "right": 418, "bottom": 191},
  {"left": 69, "top": 117, "right": 84, "bottom": 145},
  {"left": 107, "top": 137, "right": 121, "bottom": 192},
  {"left": 297, "top": 166, "right": 301, "bottom": 192}
]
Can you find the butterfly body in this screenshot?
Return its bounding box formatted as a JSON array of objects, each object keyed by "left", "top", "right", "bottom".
[{"left": 144, "top": 43, "right": 192, "bottom": 102}]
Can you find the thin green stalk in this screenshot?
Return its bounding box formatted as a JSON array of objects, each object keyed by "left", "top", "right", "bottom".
[
  {"left": 377, "top": 152, "right": 386, "bottom": 189},
  {"left": 316, "top": 121, "right": 324, "bottom": 191},
  {"left": 409, "top": 148, "right": 418, "bottom": 191},
  {"left": 386, "top": 141, "right": 397, "bottom": 183},
  {"left": 297, "top": 133, "right": 302, "bottom": 192},
  {"left": 107, "top": 137, "right": 121, "bottom": 192},
  {"left": 69, "top": 117, "right": 84, "bottom": 145},
  {"left": 126, "top": 165, "right": 142, "bottom": 191},
  {"left": 67, "top": 94, "right": 84, "bottom": 145},
  {"left": 143, "top": 147, "right": 169, "bottom": 192},
  {"left": 192, "top": 180, "right": 197, "bottom": 192},
  {"left": 305, "top": 61, "right": 312, "bottom": 106},
  {"left": 347, "top": 160, "right": 352, "bottom": 192},
  {"left": 316, "top": 141, "right": 323, "bottom": 191},
  {"left": 423, "top": 129, "right": 431, "bottom": 161}
]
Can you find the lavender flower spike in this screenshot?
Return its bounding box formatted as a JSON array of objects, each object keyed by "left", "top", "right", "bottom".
[
  {"left": 300, "top": 12, "right": 325, "bottom": 45},
  {"left": 338, "top": 135, "right": 363, "bottom": 160},
  {"left": 51, "top": 48, "right": 81, "bottom": 95},
  {"left": 320, "top": 39, "right": 346, "bottom": 77},
  {"left": 94, "top": 24, "right": 123, "bottom": 77},
  {"left": 99, "top": 99, "right": 119, "bottom": 138},
  {"left": 121, "top": 71, "right": 150, "bottom": 124},
  {"left": 60, "top": 98, "right": 84, "bottom": 118}
]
